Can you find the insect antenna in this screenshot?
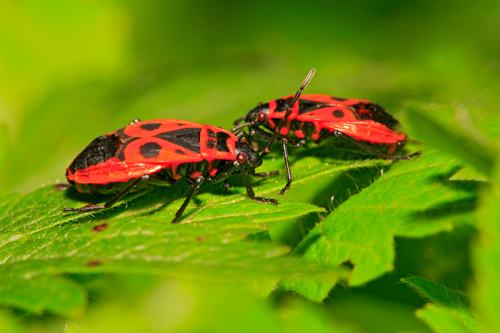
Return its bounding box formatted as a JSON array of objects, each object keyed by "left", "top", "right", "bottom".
[
  {"left": 256, "top": 68, "right": 316, "bottom": 155},
  {"left": 253, "top": 68, "right": 316, "bottom": 165}
]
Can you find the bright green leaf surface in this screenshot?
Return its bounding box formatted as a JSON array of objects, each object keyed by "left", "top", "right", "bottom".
[
  {"left": 0, "top": 166, "right": 359, "bottom": 316},
  {"left": 286, "top": 149, "right": 478, "bottom": 300}
]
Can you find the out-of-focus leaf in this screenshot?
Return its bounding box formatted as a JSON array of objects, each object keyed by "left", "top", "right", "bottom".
[
  {"left": 405, "top": 103, "right": 496, "bottom": 178},
  {"left": 403, "top": 277, "right": 483, "bottom": 333},
  {"left": 67, "top": 279, "right": 361, "bottom": 333},
  {"left": 416, "top": 304, "right": 475, "bottom": 333},
  {"left": 471, "top": 153, "right": 500, "bottom": 332}
]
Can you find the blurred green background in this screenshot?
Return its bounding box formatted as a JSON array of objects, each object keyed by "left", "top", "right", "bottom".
[
  {"left": 1, "top": 0, "right": 499, "bottom": 194},
  {"left": 1, "top": 1, "right": 499, "bottom": 332}
]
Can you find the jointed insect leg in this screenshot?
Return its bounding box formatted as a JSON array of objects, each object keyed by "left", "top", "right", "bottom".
[
  {"left": 236, "top": 161, "right": 278, "bottom": 205},
  {"left": 248, "top": 128, "right": 294, "bottom": 194},
  {"left": 280, "top": 138, "right": 293, "bottom": 195},
  {"left": 251, "top": 170, "right": 281, "bottom": 178},
  {"left": 172, "top": 175, "right": 205, "bottom": 223},
  {"left": 63, "top": 175, "right": 150, "bottom": 214}
]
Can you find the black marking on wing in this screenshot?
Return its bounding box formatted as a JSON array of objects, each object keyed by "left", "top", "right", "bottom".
[
  {"left": 139, "top": 142, "right": 162, "bottom": 158},
  {"left": 140, "top": 123, "right": 162, "bottom": 131},
  {"left": 355, "top": 103, "right": 400, "bottom": 130},
  {"left": 207, "top": 129, "right": 217, "bottom": 138},
  {"left": 298, "top": 99, "right": 339, "bottom": 115},
  {"left": 154, "top": 128, "right": 201, "bottom": 154},
  {"left": 332, "top": 109, "right": 345, "bottom": 118},
  {"left": 206, "top": 139, "right": 216, "bottom": 149},
  {"left": 215, "top": 132, "right": 231, "bottom": 152},
  {"left": 330, "top": 96, "right": 348, "bottom": 101}
]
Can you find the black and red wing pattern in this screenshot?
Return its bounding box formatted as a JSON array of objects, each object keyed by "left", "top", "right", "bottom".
[
  {"left": 264, "top": 94, "right": 406, "bottom": 144},
  {"left": 66, "top": 119, "right": 238, "bottom": 185}
]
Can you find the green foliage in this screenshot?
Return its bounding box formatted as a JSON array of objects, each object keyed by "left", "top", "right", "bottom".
[
  {"left": 471, "top": 153, "right": 500, "bottom": 332},
  {"left": 0, "top": 176, "right": 345, "bottom": 316},
  {"left": 1, "top": 1, "right": 500, "bottom": 332},
  {"left": 285, "top": 148, "right": 476, "bottom": 301},
  {"left": 416, "top": 305, "right": 475, "bottom": 333}
]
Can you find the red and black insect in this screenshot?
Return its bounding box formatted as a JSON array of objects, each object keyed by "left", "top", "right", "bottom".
[
  {"left": 233, "top": 69, "right": 421, "bottom": 194},
  {"left": 64, "top": 119, "right": 278, "bottom": 223}
]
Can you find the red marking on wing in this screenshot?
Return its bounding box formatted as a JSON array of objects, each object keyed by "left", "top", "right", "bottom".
[
  {"left": 121, "top": 138, "right": 203, "bottom": 164},
  {"left": 69, "top": 158, "right": 164, "bottom": 184},
  {"left": 321, "top": 121, "right": 406, "bottom": 144}
]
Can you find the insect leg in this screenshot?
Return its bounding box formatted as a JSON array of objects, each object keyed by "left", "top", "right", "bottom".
[
  {"left": 172, "top": 175, "right": 205, "bottom": 223},
  {"left": 245, "top": 127, "right": 294, "bottom": 194},
  {"left": 235, "top": 161, "right": 278, "bottom": 205},
  {"left": 279, "top": 137, "right": 293, "bottom": 195},
  {"left": 251, "top": 170, "right": 281, "bottom": 178},
  {"left": 63, "top": 175, "right": 149, "bottom": 214}
]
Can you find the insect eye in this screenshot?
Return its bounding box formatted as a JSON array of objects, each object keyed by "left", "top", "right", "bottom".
[
  {"left": 237, "top": 153, "right": 247, "bottom": 164},
  {"left": 257, "top": 112, "right": 266, "bottom": 122}
]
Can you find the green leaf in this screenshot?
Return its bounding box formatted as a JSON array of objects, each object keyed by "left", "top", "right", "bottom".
[
  {"left": 3, "top": 2, "right": 500, "bottom": 330},
  {"left": 0, "top": 136, "right": 395, "bottom": 316},
  {"left": 0, "top": 173, "right": 347, "bottom": 316},
  {"left": 402, "top": 277, "right": 469, "bottom": 309},
  {"left": 416, "top": 304, "right": 475, "bottom": 333},
  {"left": 402, "top": 277, "right": 483, "bottom": 333},
  {"left": 471, "top": 153, "right": 500, "bottom": 332},
  {"left": 285, "top": 148, "right": 478, "bottom": 301}
]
